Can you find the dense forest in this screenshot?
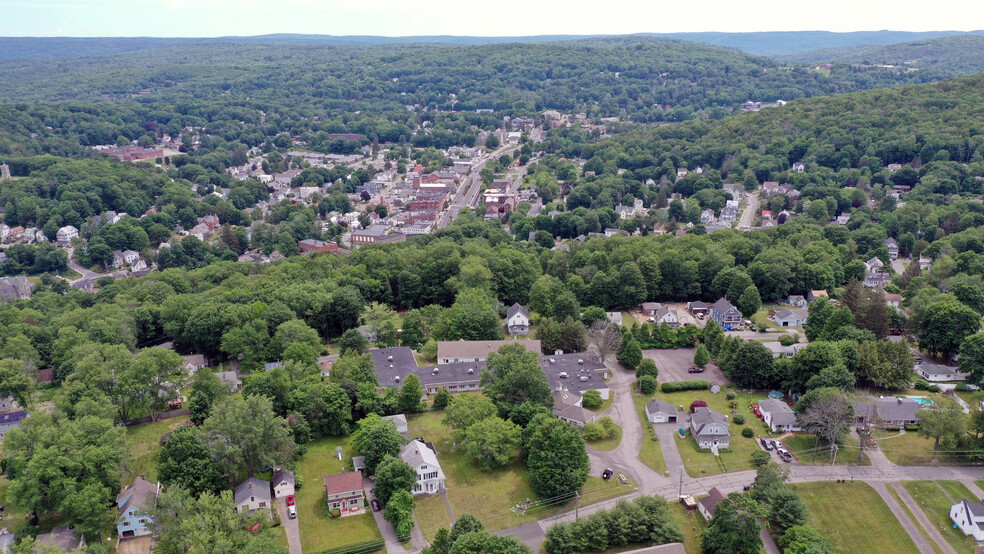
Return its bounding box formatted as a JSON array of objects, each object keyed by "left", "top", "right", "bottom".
[{"left": 782, "top": 35, "right": 984, "bottom": 74}]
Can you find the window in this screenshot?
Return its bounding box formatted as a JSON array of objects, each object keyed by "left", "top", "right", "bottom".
[
  {"left": 350, "top": 499, "right": 358, "bottom": 505},
  {"left": 122, "top": 521, "right": 131, "bottom": 526},
  {"left": 259, "top": 502, "right": 266, "bottom": 508}
]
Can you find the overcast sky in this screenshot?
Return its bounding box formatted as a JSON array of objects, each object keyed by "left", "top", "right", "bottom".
[{"left": 2, "top": 0, "right": 983, "bottom": 37}]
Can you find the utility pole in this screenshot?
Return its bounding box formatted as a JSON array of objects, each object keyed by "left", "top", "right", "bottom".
[
  {"left": 829, "top": 443, "right": 839, "bottom": 481},
  {"left": 575, "top": 491, "right": 580, "bottom": 520},
  {"left": 679, "top": 467, "right": 683, "bottom": 498}
]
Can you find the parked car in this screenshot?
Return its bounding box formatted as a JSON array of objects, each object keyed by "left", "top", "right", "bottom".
[
  {"left": 760, "top": 438, "right": 773, "bottom": 450},
  {"left": 287, "top": 505, "right": 297, "bottom": 519},
  {"left": 286, "top": 495, "right": 295, "bottom": 506},
  {"left": 602, "top": 468, "right": 614, "bottom": 480},
  {"left": 687, "top": 367, "right": 705, "bottom": 373},
  {"left": 371, "top": 499, "right": 381, "bottom": 512}
]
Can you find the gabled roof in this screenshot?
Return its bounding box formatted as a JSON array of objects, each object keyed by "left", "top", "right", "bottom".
[
  {"left": 774, "top": 308, "right": 807, "bottom": 321},
  {"left": 506, "top": 303, "right": 529, "bottom": 320},
  {"left": 272, "top": 468, "right": 295, "bottom": 487},
  {"left": 233, "top": 477, "right": 271, "bottom": 505},
  {"left": 691, "top": 407, "right": 729, "bottom": 438},
  {"left": 117, "top": 476, "right": 158, "bottom": 517},
  {"left": 711, "top": 298, "right": 736, "bottom": 314},
  {"left": 401, "top": 439, "right": 442, "bottom": 470},
  {"left": 437, "top": 340, "right": 540, "bottom": 360},
  {"left": 323, "top": 471, "right": 363, "bottom": 496},
  {"left": 646, "top": 399, "right": 677, "bottom": 417},
  {"left": 699, "top": 487, "right": 726, "bottom": 515},
  {"left": 758, "top": 398, "right": 796, "bottom": 427}
]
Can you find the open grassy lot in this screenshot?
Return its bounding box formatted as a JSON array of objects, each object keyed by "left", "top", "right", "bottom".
[
  {"left": 793, "top": 481, "right": 919, "bottom": 554},
  {"left": 903, "top": 481, "right": 980, "bottom": 554},
  {"left": 632, "top": 393, "right": 667, "bottom": 474},
  {"left": 124, "top": 415, "right": 189, "bottom": 483},
  {"left": 874, "top": 430, "right": 972, "bottom": 465},
  {"left": 781, "top": 433, "right": 870, "bottom": 466},
  {"left": 408, "top": 410, "right": 635, "bottom": 534},
  {"left": 885, "top": 486, "right": 943, "bottom": 554},
  {"left": 585, "top": 423, "right": 622, "bottom": 452},
  {"left": 296, "top": 436, "right": 382, "bottom": 553},
  {"left": 653, "top": 388, "right": 769, "bottom": 476},
  {"left": 414, "top": 494, "right": 452, "bottom": 542},
  {"left": 667, "top": 500, "right": 706, "bottom": 553}
]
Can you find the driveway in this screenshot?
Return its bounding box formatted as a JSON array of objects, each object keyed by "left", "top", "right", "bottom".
[
  {"left": 642, "top": 348, "right": 726, "bottom": 384},
  {"left": 363, "top": 477, "right": 404, "bottom": 553},
  {"left": 274, "top": 497, "right": 301, "bottom": 554},
  {"left": 116, "top": 535, "right": 153, "bottom": 554}
]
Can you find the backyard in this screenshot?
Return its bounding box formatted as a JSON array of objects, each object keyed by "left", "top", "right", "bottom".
[
  {"left": 653, "top": 388, "right": 769, "bottom": 476},
  {"left": 295, "top": 436, "right": 383, "bottom": 553},
  {"left": 902, "top": 480, "right": 980, "bottom": 553},
  {"left": 408, "top": 410, "right": 636, "bottom": 535},
  {"left": 794, "top": 481, "right": 920, "bottom": 554},
  {"left": 124, "top": 415, "right": 190, "bottom": 483}
]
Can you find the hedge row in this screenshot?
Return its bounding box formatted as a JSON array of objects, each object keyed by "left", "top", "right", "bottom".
[{"left": 660, "top": 379, "right": 710, "bottom": 392}]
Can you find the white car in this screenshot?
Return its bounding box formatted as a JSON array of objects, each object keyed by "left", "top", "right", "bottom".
[{"left": 287, "top": 505, "right": 297, "bottom": 519}]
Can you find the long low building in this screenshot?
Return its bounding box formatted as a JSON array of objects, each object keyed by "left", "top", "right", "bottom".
[
  {"left": 372, "top": 344, "right": 609, "bottom": 400},
  {"left": 437, "top": 339, "right": 541, "bottom": 364}
]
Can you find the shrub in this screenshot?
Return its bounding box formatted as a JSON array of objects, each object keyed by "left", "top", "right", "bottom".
[
  {"left": 599, "top": 416, "right": 619, "bottom": 438},
  {"left": 432, "top": 389, "right": 452, "bottom": 409},
  {"left": 294, "top": 472, "right": 304, "bottom": 489},
  {"left": 927, "top": 384, "right": 941, "bottom": 392},
  {"left": 956, "top": 383, "right": 972, "bottom": 392},
  {"left": 905, "top": 424, "right": 920, "bottom": 431},
  {"left": 741, "top": 427, "right": 754, "bottom": 438},
  {"left": 733, "top": 414, "right": 746, "bottom": 425},
  {"left": 637, "top": 376, "right": 658, "bottom": 395},
  {"left": 689, "top": 400, "right": 708, "bottom": 413},
  {"left": 660, "top": 379, "right": 709, "bottom": 393},
  {"left": 913, "top": 378, "right": 930, "bottom": 390},
  {"left": 883, "top": 425, "right": 901, "bottom": 432},
  {"left": 328, "top": 507, "right": 341, "bottom": 518},
  {"left": 582, "top": 389, "right": 603, "bottom": 409},
  {"left": 583, "top": 422, "right": 606, "bottom": 441},
  {"left": 637, "top": 358, "right": 659, "bottom": 379},
  {"left": 726, "top": 391, "right": 736, "bottom": 400},
  {"left": 778, "top": 334, "right": 799, "bottom": 346},
  {"left": 751, "top": 451, "right": 771, "bottom": 466}
]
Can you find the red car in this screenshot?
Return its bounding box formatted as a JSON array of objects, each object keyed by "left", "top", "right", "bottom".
[{"left": 286, "top": 495, "right": 295, "bottom": 506}]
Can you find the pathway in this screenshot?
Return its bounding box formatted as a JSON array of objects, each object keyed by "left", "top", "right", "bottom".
[
  {"left": 274, "top": 497, "right": 302, "bottom": 554},
  {"left": 890, "top": 482, "right": 957, "bottom": 554},
  {"left": 759, "top": 528, "right": 781, "bottom": 554},
  {"left": 869, "top": 481, "right": 937, "bottom": 554},
  {"left": 440, "top": 491, "right": 456, "bottom": 524}
]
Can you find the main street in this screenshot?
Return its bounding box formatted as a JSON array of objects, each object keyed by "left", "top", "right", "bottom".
[{"left": 436, "top": 142, "right": 522, "bottom": 229}]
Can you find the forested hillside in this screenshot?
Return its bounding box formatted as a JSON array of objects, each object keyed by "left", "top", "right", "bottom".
[{"left": 782, "top": 35, "right": 984, "bottom": 75}]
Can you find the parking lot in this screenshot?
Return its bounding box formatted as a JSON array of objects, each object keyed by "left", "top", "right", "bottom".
[{"left": 642, "top": 348, "right": 727, "bottom": 384}]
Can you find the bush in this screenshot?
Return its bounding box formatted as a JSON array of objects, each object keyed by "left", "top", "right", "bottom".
[
  {"left": 637, "top": 375, "right": 658, "bottom": 395},
  {"left": 751, "top": 451, "right": 771, "bottom": 466},
  {"left": 883, "top": 425, "right": 901, "bottom": 432},
  {"left": 905, "top": 424, "right": 920, "bottom": 431},
  {"left": 294, "top": 472, "right": 304, "bottom": 489},
  {"left": 726, "top": 391, "right": 736, "bottom": 400},
  {"left": 432, "top": 389, "right": 452, "bottom": 409},
  {"left": 741, "top": 427, "right": 754, "bottom": 438},
  {"left": 913, "top": 378, "right": 930, "bottom": 390},
  {"left": 582, "top": 422, "right": 606, "bottom": 441},
  {"left": 733, "top": 414, "right": 746, "bottom": 425},
  {"left": 956, "top": 383, "right": 972, "bottom": 392},
  {"left": 599, "top": 416, "right": 619, "bottom": 438},
  {"left": 778, "top": 334, "right": 799, "bottom": 346},
  {"left": 637, "top": 358, "right": 659, "bottom": 379},
  {"left": 582, "top": 389, "right": 603, "bottom": 409},
  {"left": 328, "top": 507, "right": 341, "bottom": 518},
  {"left": 660, "top": 379, "right": 709, "bottom": 393},
  {"left": 689, "top": 400, "right": 708, "bottom": 413},
  {"left": 927, "top": 384, "right": 941, "bottom": 393}
]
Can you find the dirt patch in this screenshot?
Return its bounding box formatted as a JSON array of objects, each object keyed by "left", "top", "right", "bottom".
[{"left": 642, "top": 348, "right": 727, "bottom": 385}]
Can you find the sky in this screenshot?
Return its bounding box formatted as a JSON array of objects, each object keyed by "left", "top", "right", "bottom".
[{"left": 1, "top": 0, "right": 983, "bottom": 37}]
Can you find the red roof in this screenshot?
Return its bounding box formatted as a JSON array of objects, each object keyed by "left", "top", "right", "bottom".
[{"left": 324, "top": 471, "right": 363, "bottom": 496}]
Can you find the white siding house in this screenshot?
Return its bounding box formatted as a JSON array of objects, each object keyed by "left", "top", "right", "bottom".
[{"left": 400, "top": 440, "right": 446, "bottom": 495}]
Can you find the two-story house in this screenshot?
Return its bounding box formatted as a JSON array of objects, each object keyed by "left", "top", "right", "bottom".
[
  {"left": 710, "top": 298, "right": 742, "bottom": 329},
  {"left": 116, "top": 476, "right": 159, "bottom": 538},
  {"left": 234, "top": 477, "right": 272, "bottom": 518},
  {"left": 505, "top": 303, "right": 530, "bottom": 336},
  {"left": 690, "top": 407, "right": 730, "bottom": 450},
  {"left": 0, "top": 276, "right": 33, "bottom": 303},
  {"left": 400, "top": 439, "right": 446, "bottom": 495},
  {"left": 56, "top": 225, "right": 79, "bottom": 244},
  {"left": 652, "top": 306, "right": 680, "bottom": 329},
  {"left": 950, "top": 499, "right": 984, "bottom": 541},
  {"left": 271, "top": 468, "right": 295, "bottom": 498},
  {"left": 323, "top": 471, "right": 365, "bottom": 516}
]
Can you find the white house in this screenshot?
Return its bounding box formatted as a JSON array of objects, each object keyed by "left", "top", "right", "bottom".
[
  {"left": 56, "top": 225, "right": 79, "bottom": 244},
  {"left": 758, "top": 398, "right": 801, "bottom": 432},
  {"left": 884, "top": 238, "right": 899, "bottom": 259},
  {"left": 506, "top": 303, "right": 530, "bottom": 336},
  {"left": 400, "top": 439, "right": 446, "bottom": 495},
  {"left": 652, "top": 306, "right": 680, "bottom": 329},
  {"left": 645, "top": 399, "right": 679, "bottom": 424},
  {"left": 773, "top": 308, "right": 807, "bottom": 327},
  {"left": 950, "top": 499, "right": 984, "bottom": 541},
  {"left": 698, "top": 487, "right": 726, "bottom": 521},
  {"left": 916, "top": 359, "right": 969, "bottom": 382},
  {"left": 690, "top": 407, "right": 730, "bottom": 450},
  {"left": 271, "top": 468, "right": 295, "bottom": 498},
  {"left": 234, "top": 477, "right": 272, "bottom": 518},
  {"left": 864, "top": 256, "right": 885, "bottom": 273}
]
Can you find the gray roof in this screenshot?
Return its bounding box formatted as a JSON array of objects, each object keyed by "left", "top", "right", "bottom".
[
  {"left": 641, "top": 302, "right": 662, "bottom": 311},
  {"left": 758, "top": 398, "right": 796, "bottom": 427},
  {"left": 117, "top": 476, "right": 158, "bottom": 517},
  {"left": 918, "top": 360, "right": 961, "bottom": 376},
  {"left": 774, "top": 308, "right": 807, "bottom": 321},
  {"left": 272, "top": 468, "right": 295, "bottom": 488},
  {"left": 711, "top": 298, "right": 736, "bottom": 315},
  {"left": 35, "top": 525, "right": 82, "bottom": 552},
  {"left": 372, "top": 346, "right": 486, "bottom": 388},
  {"left": 963, "top": 499, "right": 984, "bottom": 518},
  {"left": 234, "top": 477, "right": 271, "bottom": 505},
  {"left": 691, "top": 407, "right": 730, "bottom": 439},
  {"left": 400, "top": 439, "right": 441, "bottom": 469},
  {"left": 646, "top": 399, "right": 677, "bottom": 417},
  {"left": 436, "top": 340, "right": 540, "bottom": 361},
  {"left": 542, "top": 353, "right": 608, "bottom": 396},
  {"left": 506, "top": 303, "right": 529, "bottom": 320},
  {"left": 854, "top": 397, "right": 921, "bottom": 423}
]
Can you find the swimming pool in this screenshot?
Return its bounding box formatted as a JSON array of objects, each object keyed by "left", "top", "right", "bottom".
[{"left": 909, "top": 397, "right": 934, "bottom": 406}]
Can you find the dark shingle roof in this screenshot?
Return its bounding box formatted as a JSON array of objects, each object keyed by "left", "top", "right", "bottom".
[{"left": 506, "top": 303, "right": 529, "bottom": 319}]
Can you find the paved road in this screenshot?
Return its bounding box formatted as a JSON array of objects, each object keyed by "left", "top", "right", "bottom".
[
  {"left": 437, "top": 143, "right": 520, "bottom": 229},
  {"left": 737, "top": 192, "right": 759, "bottom": 230},
  {"left": 275, "top": 497, "right": 302, "bottom": 554}
]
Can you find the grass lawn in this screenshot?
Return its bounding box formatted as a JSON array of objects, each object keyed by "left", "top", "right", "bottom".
[
  {"left": 902, "top": 481, "right": 979, "bottom": 553},
  {"left": 124, "top": 415, "right": 189, "bottom": 483},
  {"left": 632, "top": 393, "right": 667, "bottom": 474},
  {"left": 408, "top": 410, "right": 635, "bottom": 535},
  {"left": 885, "top": 485, "right": 942, "bottom": 554},
  {"left": 794, "top": 481, "right": 919, "bottom": 554},
  {"left": 781, "top": 433, "right": 870, "bottom": 466},
  {"left": 0, "top": 477, "right": 30, "bottom": 534},
  {"left": 667, "top": 500, "right": 706, "bottom": 553},
  {"left": 296, "top": 436, "right": 382, "bottom": 553},
  {"left": 415, "top": 494, "right": 452, "bottom": 542},
  {"left": 751, "top": 307, "right": 781, "bottom": 331},
  {"left": 874, "top": 430, "right": 971, "bottom": 465},
  {"left": 586, "top": 423, "right": 622, "bottom": 452},
  {"left": 653, "top": 388, "right": 769, "bottom": 476}
]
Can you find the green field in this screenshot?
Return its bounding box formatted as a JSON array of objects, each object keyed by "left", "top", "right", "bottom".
[
  {"left": 668, "top": 500, "right": 706, "bottom": 553},
  {"left": 874, "top": 430, "right": 971, "bottom": 465},
  {"left": 653, "top": 388, "right": 769, "bottom": 476},
  {"left": 632, "top": 393, "right": 667, "bottom": 474},
  {"left": 408, "top": 410, "right": 635, "bottom": 536},
  {"left": 124, "top": 415, "right": 189, "bottom": 483},
  {"left": 295, "top": 436, "right": 383, "bottom": 553},
  {"left": 794, "top": 481, "right": 919, "bottom": 554},
  {"left": 415, "top": 494, "right": 453, "bottom": 542},
  {"left": 902, "top": 481, "right": 979, "bottom": 553},
  {"left": 781, "top": 433, "right": 870, "bottom": 466},
  {"left": 885, "top": 485, "right": 943, "bottom": 554}
]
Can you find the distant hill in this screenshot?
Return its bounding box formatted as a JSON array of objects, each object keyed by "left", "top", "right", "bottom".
[
  {"left": 778, "top": 35, "right": 984, "bottom": 75},
  {"left": 1, "top": 30, "right": 983, "bottom": 61}
]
